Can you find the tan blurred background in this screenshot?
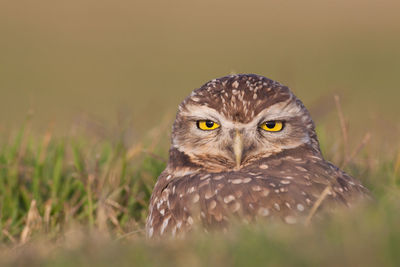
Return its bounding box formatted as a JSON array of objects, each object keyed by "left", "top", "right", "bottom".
[{"left": 1, "top": 0, "right": 399, "bottom": 150}]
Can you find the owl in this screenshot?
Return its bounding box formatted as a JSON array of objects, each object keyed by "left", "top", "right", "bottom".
[{"left": 146, "top": 74, "right": 369, "bottom": 238}]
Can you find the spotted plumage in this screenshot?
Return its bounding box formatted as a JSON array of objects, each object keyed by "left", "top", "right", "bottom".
[{"left": 146, "top": 74, "right": 369, "bottom": 238}]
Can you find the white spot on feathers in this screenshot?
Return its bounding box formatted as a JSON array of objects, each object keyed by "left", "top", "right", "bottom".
[
  {"left": 208, "top": 200, "right": 217, "bottom": 210},
  {"left": 192, "top": 194, "right": 200, "bottom": 203},
  {"left": 261, "top": 189, "right": 270, "bottom": 197},
  {"left": 224, "top": 195, "right": 235, "bottom": 203},
  {"left": 232, "top": 81, "right": 239, "bottom": 88},
  {"left": 258, "top": 208, "right": 270, "bottom": 216},
  {"left": 230, "top": 202, "right": 241, "bottom": 212},
  {"left": 259, "top": 164, "right": 269, "bottom": 169},
  {"left": 243, "top": 178, "right": 252, "bottom": 183},
  {"left": 231, "top": 179, "right": 244, "bottom": 184},
  {"left": 160, "top": 216, "right": 170, "bottom": 235},
  {"left": 274, "top": 203, "right": 280, "bottom": 211},
  {"left": 252, "top": 185, "right": 262, "bottom": 191},
  {"left": 297, "top": 203, "right": 305, "bottom": 211},
  {"left": 148, "top": 227, "right": 154, "bottom": 238},
  {"left": 284, "top": 216, "right": 297, "bottom": 224}
]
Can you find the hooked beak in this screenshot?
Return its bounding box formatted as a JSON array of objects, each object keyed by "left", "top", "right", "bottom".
[{"left": 233, "top": 129, "right": 243, "bottom": 170}]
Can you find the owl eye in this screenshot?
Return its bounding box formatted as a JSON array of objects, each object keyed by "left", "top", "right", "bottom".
[
  {"left": 260, "top": 121, "right": 284, "bottom": 132},
  {"left": 197, "top": 120, "right": 220, "bottom": 131}
]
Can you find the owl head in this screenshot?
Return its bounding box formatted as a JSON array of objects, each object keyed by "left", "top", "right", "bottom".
[{"left": 168, "top": 74, "right": 321, "bottom": 173}]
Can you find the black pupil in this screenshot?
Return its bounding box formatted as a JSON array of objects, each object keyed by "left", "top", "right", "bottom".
[
  {"left": 265, "top": 121, "right": 276, "bottom": 129},
  {"left": 205, "top": 120, "right": 214, "bottom": 128}
]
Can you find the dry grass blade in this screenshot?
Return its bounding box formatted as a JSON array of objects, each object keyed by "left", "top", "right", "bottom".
[
  {"left": 2, "top": 229, "right": 16, "bottom": 244},
  {"left": 342, "top": 132, "right": 371, "bottom": 168},
  {"left": 39, "top": 129, "right": 53, "bottom": 163},
  {"left": 16, "top": 115, "right": 32, "bottom": 162},
  {"left": 126, "top": 143, "right": 143, "bottom": 160},
  {"left": 395, "top": 150, "right": 400, "bottom": 176},
  {"left": 96, "top": 200, "right": 108, "bottom": 232},
  {"left": 305, "top": 186, "right": 331, "bottom": 226},
  {"left": 142, "top": 150, "right": 167, "bottom": 163},
  {"left": 147, "top": 112, "right": 173, "bottom": 152},
  {"left": 106, "top": 198, "right": 128, "bottom": 213},
  {"left": 115, "top": 229, "right": 145, "bottom": 241},
  {"left": 44, "top": 199, "right": 52, "bottom": 232},
  {"left": 334, "top": 95, "right": 349, "bottom": 163},
  {"left": 20, "top": 200, "right": 42, "bottom": 244}
]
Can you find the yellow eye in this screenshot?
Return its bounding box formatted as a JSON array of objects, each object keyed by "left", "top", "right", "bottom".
[
  {"left": 197, "top": 120, "right": 220, "bottom": 131},
  {"left": 260, "top": 121, "right": 284, "bottom": 132}
]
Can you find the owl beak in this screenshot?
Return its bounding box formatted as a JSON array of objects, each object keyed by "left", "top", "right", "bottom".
[{"left": 233, "top": 129, "right": 243, "bottom": 170}]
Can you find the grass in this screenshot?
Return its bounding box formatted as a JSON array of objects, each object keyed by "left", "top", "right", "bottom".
[
  {"left": 0, "top": 109, "right": 398, "bottom": 266},
  {"left": 0, "top": 117, "right": 167, "bottom": 244}
]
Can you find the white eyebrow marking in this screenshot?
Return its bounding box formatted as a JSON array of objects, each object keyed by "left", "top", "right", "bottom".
[
  {"left": 181, "top": 96, "right": 301, "bottom": 129},
  {"left": 181, "top": 105, "right": 224, "bottom": 122}
]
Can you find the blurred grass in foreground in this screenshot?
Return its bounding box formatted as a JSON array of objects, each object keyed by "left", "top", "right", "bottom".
[{"left": 0, "top": 111, "right": 398, "bottom": 266}]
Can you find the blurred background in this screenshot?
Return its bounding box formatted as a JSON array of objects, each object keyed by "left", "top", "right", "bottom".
[{"left": 1, "top": 0, "right": 399, "bottom": 151}]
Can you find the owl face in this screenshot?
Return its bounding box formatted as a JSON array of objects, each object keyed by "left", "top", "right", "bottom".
[{"left": 171, "top": 74, "right": 320, "bottom": 172}]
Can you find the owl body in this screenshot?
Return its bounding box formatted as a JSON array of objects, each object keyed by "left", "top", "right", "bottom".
[{"left": 146, "top": 74, "right": 368, "bottom": 238}]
